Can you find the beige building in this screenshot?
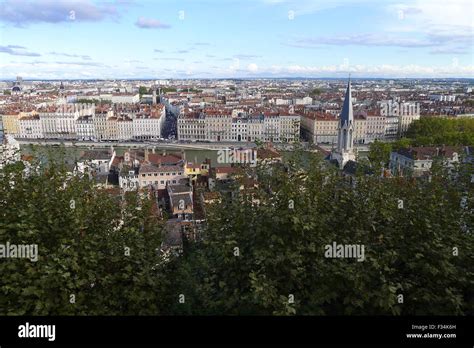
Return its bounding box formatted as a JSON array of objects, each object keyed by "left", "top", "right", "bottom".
[
  {"left": 138, "top": 164, "right": 186, "bottom": 190},
  {"left": 2, "top": 113, "right": 20, "bottom": 136},
  {"left": 106, "top": 117, "right": 118, "bottom": 140},
  {"left": 301, "top": 112, "right": 339, "bottom": 144},
  {"left": 94, "top": 107, "right": 112, "bottom": 141},
  {"left": 365, "top": 114, "right": 386, "bottom": 143},
  {"left": 302, "top": 111, "right": 387, "bottom": 145}
]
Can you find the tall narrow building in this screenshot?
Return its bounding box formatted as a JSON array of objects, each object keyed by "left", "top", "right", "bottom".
[{"left": 331, "top": 77, "right": 356, "bottom": 168}]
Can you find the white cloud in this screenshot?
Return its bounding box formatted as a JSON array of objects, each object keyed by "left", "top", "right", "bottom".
[
  {"left": 2, "top": 60, "right": 473, "bottom": 79},
  {"left": 389, "top": 0, "right": 473, "bottom": 31},
  {"left": 247, "top": 63, "right": 258, "bottom": 73},
  {"left": 281, "top": 62, "right": 474, "bottom": 77}
]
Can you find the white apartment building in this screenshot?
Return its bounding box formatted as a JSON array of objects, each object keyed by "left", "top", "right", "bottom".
[
  {"left": 231, "top": 118, "right": 248, "bottom": 142},
  {"left": 247, "top": 115, "right": 265, "bottom": 141},
  {"left": 429, "top": 94, "right": 456, "bottom": 102},
  {"left": 111, "top": 93, "right": 140, "bottom": 104},
  {"left": 117, "top": 117, "right": 134, "bottom": 141},
  {"left": 384, "top": 116, "right": 400, "bottom": 139},
  {"left": 19, "top": 115, "right": 43, "bottom": 139},
  {"left": 119, "top": 167, "right": 140, "bottom": 191},
  {"left": 178, "top": 111, "right": 300, "bottom": 143},
  {"left": 133, "top": 105, "right": 165, "bottom": 140},
  {"left": 275, "top": 98, "right": 291, "bottom": 106},
  {"left": 40, "top": 104, "right": 94, "bottom": 140},
  {"left": 179, "top": 115, "right": 207, "bottom": 141},
  {"left": 390, "top": 146, "right": 460, "bottom": 177},
  {"left": 76, "top": 115, "right": 95, "bottom": 140},
  {"left": 204, "top": 114, "right": 232, "bottom": 141},
  {"left": 263, "top": 115, "right": 280, "bottom": 142},
  {"left": 294, "top": 97, "right": 313, "bottom": 105}
]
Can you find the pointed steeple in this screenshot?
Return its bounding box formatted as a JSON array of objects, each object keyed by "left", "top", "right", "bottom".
[
  {"left": 340, "top": 75, "right": 353, "bottom": 127},
  {"left": 331, "top": 76, "right": 356, "bottom": 168}
]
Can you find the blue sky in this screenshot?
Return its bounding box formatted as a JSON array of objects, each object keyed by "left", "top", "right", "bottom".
[{"left": 0, "top": 0, "right": 473, "bottom": 79}]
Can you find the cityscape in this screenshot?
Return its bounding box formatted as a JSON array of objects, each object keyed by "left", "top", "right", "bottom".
[{"left": 0, "top": 0, "right": 473, "bottom": 345}]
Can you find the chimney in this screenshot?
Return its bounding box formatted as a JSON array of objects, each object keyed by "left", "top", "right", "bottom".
[
  {"left": 152, "top": 147, "right": 155, "bottom": 154},
  {"left": 145, "top": 148, "right": 149, "bottom": 162}
]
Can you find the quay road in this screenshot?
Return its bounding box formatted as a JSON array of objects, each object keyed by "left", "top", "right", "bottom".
[
  {"left": 16, "top": 139, "right": 257, "bottom": 151},
  {"left": 16, "top": 139, "right": 371, "bottom": 152}
]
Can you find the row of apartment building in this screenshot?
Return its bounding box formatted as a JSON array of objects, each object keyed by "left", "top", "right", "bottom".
[
  {"left": 1, "top": 104, "right": 166, "bottom": 141},
  {"left": 177, "top": 109, "right": 301, "bottom": 143},
  {"left": 301, "top": 109, "right": 420, "bottom": 144}
]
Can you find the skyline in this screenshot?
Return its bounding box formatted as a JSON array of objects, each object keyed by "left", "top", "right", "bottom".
[{"left": 0, "top": 0, "right": 473, "bottom": 79}]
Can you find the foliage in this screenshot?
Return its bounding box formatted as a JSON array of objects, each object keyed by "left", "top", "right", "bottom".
[
  {"left": 138, "top": 86, "right": 148, "bottom": 96},
  {"left": 368, "top": 117, "right": 474, "bottom": 166},
  {"left": 1, "top": 149, "right": 472, "bottom": 315},
  {"left": 405, "top": 117, "right": 474, "bottom": 146},
  {"left": 368, "top": 139, "right": 411, "bottom": 168},
  {"left": 165, "top": 152, "right": 474, "bottom": 315},
  {"left": 462, "top": 99, "right": 474, "bottom": 107},
  {"left": 162, "top": 87, "right": 177, "bottom": 93},
  {"left": 0, "top": 154, "right": 167, "bottom": 315},
  {"left": 311, "top": 88, "right": 323, "bottom": 96}
]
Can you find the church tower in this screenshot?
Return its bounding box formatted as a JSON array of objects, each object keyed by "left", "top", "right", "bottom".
[{"left": 331, "top": 77, "right": 356, "bottom": 168}]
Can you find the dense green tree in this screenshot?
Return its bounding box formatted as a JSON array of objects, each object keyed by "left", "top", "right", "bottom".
[
  {"left": 167, "top": 153, "right": 473, "bottom": 315},
  {"left": 406, "top": 117, "right": 474, "bottom": 146},
  {"left": 1, "top": 149, "right": 472, "bottom": 315},
  {"left": 0, "top": 154, "right": 167, "bottom": 315},
  {"left": 138, "top": 86, "right": 148, "bottom": 96},
  {"left": 311, "top": 88, "right": 323, "bottom": 96}
]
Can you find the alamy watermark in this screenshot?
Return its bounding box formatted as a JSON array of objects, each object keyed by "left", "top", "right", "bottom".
[
  {"left": 217, "top": 148, "right": 257, "bottom": 165},
  {"left": 324, "top": 242, "right": 365, "bottom": 262},
  {"left": 381, "top": 101, "right": 420, "bottom": 117},
  {"left": 18, "top": 322, "right": 55, "bottom": 341},
  {"left": 0, "top": 242, "right": 38, "bottom": 262}
]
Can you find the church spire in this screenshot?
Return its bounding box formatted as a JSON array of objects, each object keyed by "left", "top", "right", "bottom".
[
  {"left": 340, "top": 76, "right": 353, "bottom": 127},
  {"left": 330, "top": 76, "right": 356, "bottom": 168}
]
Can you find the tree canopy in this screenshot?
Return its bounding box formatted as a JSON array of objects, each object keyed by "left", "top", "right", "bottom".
[{"left": 1, "top": 149, "right": 472, "bottom": 315}]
